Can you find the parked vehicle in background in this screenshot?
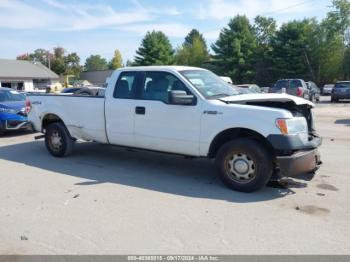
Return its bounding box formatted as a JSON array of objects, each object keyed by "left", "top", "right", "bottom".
[
  {"left": 61, "top": 87, "right": 105, "bottom": 96},
  {"left": 306, "top": 81, "right": 320, "bottom": 102},
  {"left": 237, "top": 84, "right": 262, "bottom": 93},
  {"left": 219, "top": 76, "right": 233, "bottom": 84},
  {"left": 269, "top": 79, "right": 310, "bottom": 100},
  {"left": 0, "top": 88, "right": 31, "bottom": 133},
  {"left": 322, "top": 84, "right": 334, "bottom": 95},
  {"left": 28, "top": 66, "right": 322, "bottom": 193},
  {"left": 236, "top": 87, "right": 254, "bottom": 94},
  {"left": 331, "top": 81, "right": 350, "bottom": 102},
  {"left": 261, "top": 87, "right": 270, "bottom": 93}
]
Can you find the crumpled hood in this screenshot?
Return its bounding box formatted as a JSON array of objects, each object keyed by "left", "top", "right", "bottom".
[{"left": 219, "top": 93, "right": 314, "bottom": 107}]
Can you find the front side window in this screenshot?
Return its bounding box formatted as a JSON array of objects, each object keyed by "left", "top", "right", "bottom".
[
  {"left": 113, "top": 71, "right": 137, "bottom": 99},
  {"left": 140, "top": 71, "right": 191, "bottom": 103},
  {"left": 180, "top": 70, "right": 239, "bottom": 99}
]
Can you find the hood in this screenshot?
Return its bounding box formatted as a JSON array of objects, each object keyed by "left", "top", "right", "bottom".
[
  {"left": 219, "top": 93, "right": 314, "bottom": 107},
  {"left": 0, "top": 101, "right": 26, "bottom": 111}
]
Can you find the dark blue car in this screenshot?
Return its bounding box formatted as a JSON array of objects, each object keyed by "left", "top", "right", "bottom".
[{"left": 0, "top": 87, "right": 31, "bottom": 133}]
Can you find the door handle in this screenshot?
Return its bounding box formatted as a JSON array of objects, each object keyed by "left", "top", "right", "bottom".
[{"left": 135, "top": 106, "right": 145, "bottom": 115}]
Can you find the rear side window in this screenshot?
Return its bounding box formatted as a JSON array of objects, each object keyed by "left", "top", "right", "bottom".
[
  {"left": 274, "top": 80, "right": 288, "bottom": 89},
  {"left": 114, "top": 72, "right": 137, "bottom": 99},
  {"left": 290, "top": 80, "right": 302, "bottom": 88}
]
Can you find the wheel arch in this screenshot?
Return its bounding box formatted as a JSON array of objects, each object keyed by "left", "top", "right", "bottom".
[
  {"left": 208, "top": 128, "right": 274, "bottom": 158},
  {"left": 41, "top": 113, "right": 64, "bottom": 131}
]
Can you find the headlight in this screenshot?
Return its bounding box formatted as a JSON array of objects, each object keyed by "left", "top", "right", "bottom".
[
  {"left": 276, "top": 117, "right": 308, "bottom": 142},
  {"left": 0, "top": 107, "right": 17, "bottom": 114}
]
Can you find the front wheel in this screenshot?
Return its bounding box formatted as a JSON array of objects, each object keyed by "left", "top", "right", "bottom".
[
  {"left": 215, "top": 138, "right": 273, "bottom": 193},
  {"left": 45, "top": 122, "right": 74, "bottom": 157}
]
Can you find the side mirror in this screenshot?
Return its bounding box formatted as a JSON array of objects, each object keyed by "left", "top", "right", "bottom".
[{"left": 169, "top": 90, "right": 194, "bottom": 105}]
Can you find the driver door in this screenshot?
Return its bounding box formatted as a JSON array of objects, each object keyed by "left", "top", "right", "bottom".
[{"left": 134, "top": 71, "right": 202, "bottom": 156}]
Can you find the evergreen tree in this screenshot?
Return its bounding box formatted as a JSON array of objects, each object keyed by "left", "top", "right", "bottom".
[
  {"left": 134, "top": 31, "right": 174, "bottom": 65},
  {"left": 176, "top": 29, "right": 209, "bottom": 66},
  {"left": 211, "top": 15, "right": 257, "bottom": 83},
  {"left": 253, "top": 16, "right": 276, "bottom": 85}
]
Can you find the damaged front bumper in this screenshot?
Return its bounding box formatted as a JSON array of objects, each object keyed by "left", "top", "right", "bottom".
[
  {"left": 267, "top": 134, "right": 322, "bottom": 178},
  {"left": 276, "top": 148, "right": 322, "bottom": 177}
]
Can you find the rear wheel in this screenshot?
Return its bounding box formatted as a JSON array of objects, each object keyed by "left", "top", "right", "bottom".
[
  {"left": 331, "top": 97, "right": 338, "bottom": 103},
  {"left": 45, "top": 122, "right": 74, "bottom": 157},
  {"left": 215, "top": 138, "right": 273, "bottom": 193}
]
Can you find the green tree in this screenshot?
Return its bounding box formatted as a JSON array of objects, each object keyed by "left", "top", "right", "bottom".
[
  {"left": 134, "top": 31, "right": 174, "bottom": 65},
  {"left": 51, "top": 47, "right": 66, "bottom": 75},
  {"left": 84, "top": 55, "right": 108, "bottom": 71},
  {"left": 344, "top": 47, "right": 350, "bottom": 78},
  {"left": 211, "top": 15, "right": 257, "bottom": 83},
  {"left": 65, "top": 52, "right": 82, "bottom": 76},
  {"left": 176, "top": 29, "right": 209, "bottom": 66},
  {"left": 184, "top": 29, "right": 208, "bottom": 49},
  {"left": 17, "top": 49, "right": 51, "bottom": 67},
  {"left": 253, "top": 16, "right": 276, "bottom": 85},
  {"left": 108, "top": 49, "right": 123, "bottom": 69},
  {"left": 271, "top": 20, "right": 314, "bottom": 80}
]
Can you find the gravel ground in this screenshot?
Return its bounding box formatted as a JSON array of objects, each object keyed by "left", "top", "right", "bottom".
[{"left": 0, "top": 96, "right": 349, "bottom": 254}]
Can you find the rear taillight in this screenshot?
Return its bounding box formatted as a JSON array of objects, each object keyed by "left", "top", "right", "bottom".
[
  {"left": 25, "top": 99, "right": 32, "bottom": 114},
  {"left": 296, "top": 87, "right": 302, "bottom": 97}
]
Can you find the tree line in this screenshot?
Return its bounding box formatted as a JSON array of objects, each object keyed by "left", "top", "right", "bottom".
[{"left": 17, "top": 0, "right": 350, "bottom": 86}]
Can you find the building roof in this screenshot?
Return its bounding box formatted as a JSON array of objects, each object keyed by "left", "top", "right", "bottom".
[{"left": 0, "top": 59, "right": 59, "bottom": 79}]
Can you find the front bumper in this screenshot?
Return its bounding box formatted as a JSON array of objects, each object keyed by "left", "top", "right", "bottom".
[
  {"left": 267, "top": 134, "right": 322, "bottom": 177},
  {"left": 276, "top": 148, "right": 322, "bottom": 177}
]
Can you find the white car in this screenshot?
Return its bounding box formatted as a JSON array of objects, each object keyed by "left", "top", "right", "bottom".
[
  {"left": 322, "top": 84, "right": 334, "bottom": 95},
  {"left": 28, "top": 66, "right": 322, "bottom": 192}
]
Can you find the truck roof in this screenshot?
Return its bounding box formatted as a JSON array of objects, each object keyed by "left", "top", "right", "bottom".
[{"left": 116, "top": 66, "right": 206, "bottom": 72}]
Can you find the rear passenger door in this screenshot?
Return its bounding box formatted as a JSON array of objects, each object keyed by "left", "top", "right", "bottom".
[
  {"left": 133, "top": 71, "right": 202, "bottom": 156},
  {"left": 105, "top": 71, "right": 140, "bottom": 147}
]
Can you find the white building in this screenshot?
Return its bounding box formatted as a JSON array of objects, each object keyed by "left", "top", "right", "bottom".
[{"left": 0, "top": 59, "right": 60, "bottom": 91}]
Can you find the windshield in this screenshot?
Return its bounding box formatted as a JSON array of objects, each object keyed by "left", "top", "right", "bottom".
[
  {"left": 335, "top": 82, "right": 350, "bottom": 88},
  {"left": 0, "top": 90, "right": 26, "bottom": 102},
  {"left": 180, "top": 70, "right": 239, "bottom": 98}
]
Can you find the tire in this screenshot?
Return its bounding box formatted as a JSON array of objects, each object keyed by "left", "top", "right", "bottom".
[
  {"left": 331, "top": 97, "right": 338, "bottom": 103},
  {"left": 215, "top": 138, "right": 273, "bottom": 193},
  {"left": 45, "top": 122, "right": 74, "bottom": 157}
]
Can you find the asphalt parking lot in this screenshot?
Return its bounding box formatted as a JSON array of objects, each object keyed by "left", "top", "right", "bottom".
[{"left": 0, "top": 96, "right": 349, "bottom": 254}]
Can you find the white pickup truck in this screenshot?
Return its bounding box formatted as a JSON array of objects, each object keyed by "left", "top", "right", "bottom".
[{"left": 28, "top": 66, "right": 322, "bottom": 192}]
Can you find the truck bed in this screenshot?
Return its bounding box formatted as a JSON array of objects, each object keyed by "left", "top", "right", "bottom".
[{"left": 28, "top": 94, "right": 108, "bottom": 143}]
